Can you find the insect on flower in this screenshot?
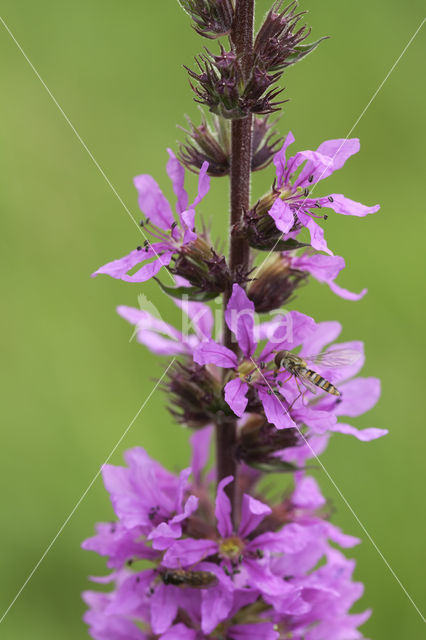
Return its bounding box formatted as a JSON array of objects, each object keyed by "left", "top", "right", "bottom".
[
  {"left": 274, "top": 348, "right": 361, "bottom": 397},
  {"left": 159, "top": 568, "right": 218, "bottom": 589}
]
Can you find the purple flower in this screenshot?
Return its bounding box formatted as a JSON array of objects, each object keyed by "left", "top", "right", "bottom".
[
  {"left": 268, "top": 133, "right": 380, "bottom": 254},
  {"left": 289, "top": 251, "right": 367, "bottom": 301},
  {"left": 288, "top": 320, "right": 387, "bottom": 441},
  {"left": 116, "top": 293, "right": 213, "bottom": 356},
  {"left": 194, "top": 284, "right": 317, "bottom": 428},
  {"left": 82, "top": 447, "right": 373, "bottom": 640},
  {"left": 92, "top": 150, "right": 210, "bottom": 283},
  {"left": 82, "top": 448, "right": 198, "bottom": 568}
]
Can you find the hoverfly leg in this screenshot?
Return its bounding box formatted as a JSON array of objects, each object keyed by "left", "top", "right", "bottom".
[
  {"left": 287, "top": 378, "right": 306, "bottom": 411},
  {"left": 278, "top": 372, "right": 293, "bottom": 385}
]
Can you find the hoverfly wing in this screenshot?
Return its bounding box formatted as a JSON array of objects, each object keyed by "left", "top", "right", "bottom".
[
  {"left": 296, "top": 372, "right": 319, "bottom": 395},
  {"left": 304, "top": 348, "right": 361, "bottom": 368}
]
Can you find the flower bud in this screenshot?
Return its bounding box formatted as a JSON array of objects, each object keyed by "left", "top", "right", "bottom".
[
  {"left": 254, "top": 1, "right": 327, "bottom": 73},
  {"left": 235, "top": 414, "right": 300, "bottom": 472},
  {"left": 186, "top": 48, "right": 286, "bottom": 119},
  {"left": 245, "top": 202, "right": 309, "bottom": 252},
  {"left": 165, "top": 361, "right": 225, "bottom": 428},
  {"left": 178, "top": 0, "right": 235, "bottom": 39},
  {"left": 247, "top": 254, "right": 307, "bottom": 312},
  {"left": 179, "top": 115, "right": 283, "bottom": 177},
  {"left": 172, "top": 236, "right": 230, "bottom": 295}
]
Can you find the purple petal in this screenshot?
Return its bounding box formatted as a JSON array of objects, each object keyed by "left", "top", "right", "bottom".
[
  {"left": 326, "top": 193, "right": 380, "bottom": 216},
  {"left": 150, "top": 583, "right": 178, "bottom": 634},
  {"left": 229, "top": 623, "right": 279, "bottom": 640},
  {"left": 257, "top": 388, "right": 295, "bottom": 429},
  {"left": 244, "top": 559, "right": 297, "bottom": 597},
  {"left": 174, "top": 297, "right": 213, "bottom": 341},
  {"left": 122, "top": 251, "right": 173, "bottom": 282},
  {"left": 166, "top": 149, "right": 189, "bottom": 215},
  {"left": 92, "top": 243, "right": 171, "bottom": 281},
  {"left": 191, "top": 161, "right": 210, "bottom": 208},
  {"left": 92, "top": 248, "right": 145, "bottom": 279},
  {"left": 268, "top": 199, "right": 295, "bottom": 234},
  {"left": 215, "top": 476, "right": 234, "bottom": 537},
  {"left": 116, "top": 306, "right": 187, "bottom": 356},
  {"left": 297, "top": 211, "right": 332, "bottom": 255},
  {"left": 225, "top": 284, "right": 256, "bottom": 357},
  {"left": 295, "top": 138, "right": 360, "bottom": 187},
  {"left": 133, "top": 174, "right": 174, "bottom": 230},
  {"left": 224, "top": 378, "right": 249, "bottom": 417},
  {"left": 330, "top": 423, "right": 388, "bottom": 441},
  {"left": 292, "top": 407, "right": 337, "bottom": 434},
  {"left": 292, "top": 253, "right": 345, "bottom": 283},
  {"left": 239, "top": 494, "right": 271, "bottom": 538},
  {"left": 292, "top": 476, "right": 326, "bottom": 510},
  {"left": 193, "top": 339, "right": 238, "bottom": 368},
  {"left": 299, "top": 320, "right": 342, "bottom": 358},
  {"left": 200, "top": 577, "right": 233, "bottom": 634},
  {"left": 325, "top": 522, "right": 361, "bottom": 548},
  {"left": 328, "top": 280, "right": 367, "bottom": 301},
  {"left": 273, "top": 130, "right": 295, "bottom": 186},
  {"left": 334, "top": 377, "right": 381, "bottom": 417},
  {"left": 255, "top": 522, "right": 311, "bottom": 554},
  {"left": 259, "top": 310, "right": 316, "bottom": 361},
  {"left": 160, "top": 624, "right": 196, "bottom": 640},
  {"left": 190, "top": 425, "right": 214, "bottom": 484},
  {"left": 130, "top": 329, "right": 188, "bottom": 356},
  {"left": 180, "top": 209, "right": 197, "bottom": 244},
  {"left": 292, "top": 149, "right": 334, "bottom": 188},
  {"left": 316, "top": 137, "right": 360, "bottom": 169},
  {"left": 162, "top": 538, "right": 218, "bottom": 568}
]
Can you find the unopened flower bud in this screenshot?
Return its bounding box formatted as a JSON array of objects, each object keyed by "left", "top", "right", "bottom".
[
  {"left": 247, "top": 254, "right": 307, "bottom": 312},
  {"left": 178, "top": 0, "right": 235, "bottom": 39},
  {"left": 172, "top": 236, "right": 230, "bottom": 295},
  {"left": 165, "top": 361, "right": 224, "bottom": 428},
  {"left": 254, "top": 1, "right": 326, "bottom": 73},
  {"left": 235, "top": 414, "right": 300, "bottom": 472},
  {"left": 186, "top": 49, "right": 287, "bottom": 118},
  {"left": 179, "top": 115, "right": 283, "bottom": 177}
]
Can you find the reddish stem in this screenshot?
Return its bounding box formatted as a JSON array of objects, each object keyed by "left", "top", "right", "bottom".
[{"left": 216, "top": 0, "right": 254, "bottom": 526}]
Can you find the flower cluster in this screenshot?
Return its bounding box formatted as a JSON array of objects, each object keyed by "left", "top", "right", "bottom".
[
  {"left": 83, "top": 443, "right": 371, "bottom": 640},
  {"left": 245, "top": 132, "right": 380, "bottom": 254},
  {"left": 93, "top": 151, "right": 231, "bottom": 297},
  {"left": 184, "top": 1, "right": 325, "bottom": 119},
  {"left": 85, "top": 2, "right": 386, "bottom": 638}
]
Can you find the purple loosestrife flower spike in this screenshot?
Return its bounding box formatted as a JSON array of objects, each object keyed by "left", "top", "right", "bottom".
[{"left": 84, "top": 2, "right": 386, "bottom": 638}]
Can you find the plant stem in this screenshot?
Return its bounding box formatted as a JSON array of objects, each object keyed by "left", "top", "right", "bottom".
[{"left": 216, "top": 0, "right": 254, "bottom": 524}]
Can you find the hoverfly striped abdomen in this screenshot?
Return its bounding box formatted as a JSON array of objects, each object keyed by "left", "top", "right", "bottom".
[
  {"left": 304, "top": 368, "right": 340, "bottom": 396},
  {"left": 274, "top": 349, "right": 343, "bottom": 396}
]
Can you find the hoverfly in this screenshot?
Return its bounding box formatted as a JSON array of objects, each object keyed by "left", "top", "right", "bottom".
[
  {"left": 159, "top": 568, "right": 218, "bottom": 589},
  {"left": 274, "top": 348, "right": 361, "bottom": 398}
]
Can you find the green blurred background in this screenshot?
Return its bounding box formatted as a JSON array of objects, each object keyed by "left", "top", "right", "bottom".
[{"left": 1, "top": 1, "right": 425, "bottom": 638}]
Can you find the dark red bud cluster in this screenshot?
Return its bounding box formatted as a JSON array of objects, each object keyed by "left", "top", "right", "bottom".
[
  {"left": 179, "top": 114, "right": 283, "bottom": 177},
  {"left": 254, "top": 1, "right": 325, "bottom": 73},
  {"left": 171, "top": 236, "right": 231, "bottom": 295},
  {"left": 186, "top": 46, "right": 286, "bottom": 119},
  {"left": 235, "top": 414, "right": 301, "bottom": 472},
  {"left": 184, "top": 1, "right": 325, "bottom": 119},
  {"left": 178, "top": 0, "right": 235, "bottom": 39},
  {"left": 165, "top": 361, "right": 225, "bottom": 428},
  {"left": 247, "top": 255, "right": 308, "bottom": 312}
]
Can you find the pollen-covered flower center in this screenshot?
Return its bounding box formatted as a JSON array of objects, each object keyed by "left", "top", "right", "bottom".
[
  {"left": 237, "top": 360, "right": 261, "bottom": 384},
  {"left": 219, "top": 536, "right": 245, "bottom": 559}
]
